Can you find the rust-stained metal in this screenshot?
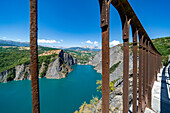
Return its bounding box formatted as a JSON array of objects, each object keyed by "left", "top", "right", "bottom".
[
  {"left": 30, "top": 0, "right": 40, "bottom": 113},
  {"left": 99, "top": 0, "right": 110, "bottom": 113},
  {"left": 132, "top": 29, "right": 138, "bottom": 113},
  {"left": 153, "top": 52, "right": 156, "bottom": 82},
  {"left": 145, "top": 40, "right": 149, "bottom": 106},
  {"left": 138, "top": 35, "right": 144, "bottom": 113},
  {"left": 142, "top": 38, "right": 146, "bottom": 109},
  {"left": 148, "top": 41, "right": 152, "bottom": 108},
  {"left": 99, "top": 0, "right": 109, "bottom": 28},
  {"left": 123, "top": 16, "right": 130, "bottom": 113},
  {"left": 99, "top": 0, "right": 163, "bottom": 113},
  {"left": 155, "top": 54, "right": 157, "bottom": 81}
]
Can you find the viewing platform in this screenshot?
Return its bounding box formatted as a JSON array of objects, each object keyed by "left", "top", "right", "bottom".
[{"left": 145, "top": 63, "right": 170, "bottom": 113}]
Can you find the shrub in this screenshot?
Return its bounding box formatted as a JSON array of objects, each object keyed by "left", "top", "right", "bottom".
[
  {"left": 96, "top": 78, "right": 120, "bottom": 92},
  {"left": 7, "top": 68, "right": 15, "bottom": 81},
  {"left": 110, "top": 61, "right": 121, "bottom": 73}
]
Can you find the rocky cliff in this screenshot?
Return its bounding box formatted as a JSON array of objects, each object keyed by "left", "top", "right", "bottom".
[
  {"left": 92, "top": 44, "right": 136, "bottom": 81},
  {"left": 76, "top": 44, "right": 139, "bottom": 113},
  {"left": 0, "top": 50, "right": 77, "bottom": 83}
]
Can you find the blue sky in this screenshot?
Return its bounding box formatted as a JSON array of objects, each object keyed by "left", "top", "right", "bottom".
[{"left": 0, "top": 0, "right": 169, "bottom": 47}]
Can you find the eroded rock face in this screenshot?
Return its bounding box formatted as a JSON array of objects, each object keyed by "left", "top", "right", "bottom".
[
  {"left": 15, "top": 64, "right": 25, "bottom": 80},
  {"left": 0, "top": 50, "right": 77, "bottom": 83},
  {"left": 0, "top": 69, "right": 12, "bottom": 83},
  {"left": 92, "top": 45, "right": 123, "bottom": 74},
  {"left": 77, "top": 44, "right": 138, "bottom": 113},
  {"left": 45, "top": 58, "right": 62, "bottom": 79},
  {"left": 59, "top": 50, "right": 75, "bottom": 66},
  {"left": 91, "top": 44, "right": 137, "bottom": 82}
]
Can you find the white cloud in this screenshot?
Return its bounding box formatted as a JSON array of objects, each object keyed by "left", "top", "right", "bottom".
[
  {"left": 86, "top": 40, "right": 93, "bottom": 44},
  {"left": 60, "top": 40, "right": 63, "bottom": 42},
  {"left": 81, "top": 42, "right": 84, "bottom": 44},
  {"left": 94, "top": 41, "right": 98, "bottom": 45},
  {"left": 56, "top": 41, "right": 61, "bottom": 43},
  {"left": 17, "top": 39, "right": 21, "bottom": 41},
  {"left": 82, "top": 45, "right": 101, "bottom": 49},
  {"left": 38, "top": 39, "right": 57, "bottom": 44},
  {"left": 2, "top": 37, "right": 6, "bottom": 39},
  {"left": 109, "top": 40, "right": 120, "bottom": 46}
]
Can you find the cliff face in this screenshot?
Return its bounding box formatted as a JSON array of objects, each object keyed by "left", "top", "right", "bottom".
[
  {"left": 76, "top": 44, "right": 138, "bottom": 112},
  {"left": 92, "top": 44, "right": 136, "bottom": 82},
  {"left": 45, "top": 50, "right": 75, "bottom": 79},
  {"left": 0, "top": 50, "right": 77, "bottom": 83}
]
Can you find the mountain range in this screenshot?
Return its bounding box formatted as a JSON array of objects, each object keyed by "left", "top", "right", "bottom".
[
  {"left": 0, "top": 39, "right": 101, "bottom": 51},
  {"left": 0, "top": 39, "right": 29, "bottom": 47}
]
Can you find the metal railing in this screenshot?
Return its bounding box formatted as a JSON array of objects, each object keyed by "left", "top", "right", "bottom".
[
  {"left": 99, "top": 0, "right": 162, "bottom": 113},
  {"left": 29, "top": 0, "right": 162, "bottom": 113}
]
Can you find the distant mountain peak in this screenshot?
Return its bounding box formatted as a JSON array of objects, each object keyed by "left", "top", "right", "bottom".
[{"left": 0, "top": 39, "right": 29, "bottom": 47}]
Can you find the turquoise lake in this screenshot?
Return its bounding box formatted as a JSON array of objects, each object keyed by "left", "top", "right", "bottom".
[{"left": 0, "top": 65, "right": 102, "bottom": 113}]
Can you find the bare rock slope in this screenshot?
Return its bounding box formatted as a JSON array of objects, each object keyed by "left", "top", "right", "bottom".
[{"left": 0, "top": 50, "right": 77, "bottom": 83}]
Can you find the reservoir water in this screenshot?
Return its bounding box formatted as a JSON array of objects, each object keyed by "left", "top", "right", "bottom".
[{"left": 0, "top": 65, "right": 102, "bottom": 113}]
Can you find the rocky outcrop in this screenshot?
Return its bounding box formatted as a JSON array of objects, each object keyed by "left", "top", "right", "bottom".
[
  {"left": 45, "top": 59, "right": 62, "bottom": 78},
  {"left": 59, "top": 50, "right": 75, "bottom": 66},
  {"left": 0, "top": 69, "right": 13, "bottom": 83},
  {"left": 92, "top": 45, "right": 123, "bottom": 74},
  {"left": 0, "top": 50, "right": 77, "bottom": 83},
  {"left": 14, "top": 64, "right": 31, "bottom": 80},
  {"left": 77, "top": 44, "right": 139, "bottom": 113},
  {"left": 92, "top": 44, "right": 136, "bottom": 81},
  {"left": 45, "top": 57, "right": 73, "bottom": 79},
  {"left": 76, "top": 75, "right": 134, "bottom": 113}
]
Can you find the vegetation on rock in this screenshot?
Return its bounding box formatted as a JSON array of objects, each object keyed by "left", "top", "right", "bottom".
[
  {"left": 65, "top": 49, "right": 97, "bottom": 64},
  {"left": 152, "top": 37, "right": 170, "bottom": 56},
  {"left": 38, "top": 54, "right": 58, "bottom": 78},
  {"left": 0, "top": 46, "right": 58, "bottom": 73},
  {"left": 75, "top": 97, "right": 99, "bottom": 113},
  {"left": 96, "top": 78, "right": 120, "bottom": 92},
  {"left": 7, "top": 68, "right": 16, "bottom": 81},
  {"left": 152, "top": 37, "right": 170, "bottom": 66},
  {"left": 110, "top": 61, "right": 121, "bottom": 74}
]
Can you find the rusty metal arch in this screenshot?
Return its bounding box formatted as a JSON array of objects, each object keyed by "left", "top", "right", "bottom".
[{"left": 99, "top": 0, "right": 162, "bottom": 113}]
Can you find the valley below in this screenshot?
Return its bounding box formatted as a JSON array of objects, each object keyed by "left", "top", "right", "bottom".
[
  {"left": 0, "top": 65, "right": 102, "bottom": 113},
  {"left": 0, "top": 37, "right": 169, "bottom": 113}
]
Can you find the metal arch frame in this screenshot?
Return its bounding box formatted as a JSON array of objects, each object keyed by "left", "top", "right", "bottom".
[
  {"left": 99, "top": 0, "right": 162, "bottom": 113},
  {"left": 29, "top": 0, "right": 162, "bottom": 113}
]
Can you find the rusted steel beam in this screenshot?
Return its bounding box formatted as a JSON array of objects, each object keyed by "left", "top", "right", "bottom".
[
  {"left": 107, "top": 1, "right": 162, "bottom": 112},
  {"left": 99, "top": 0, "right": 110, "bottom": 113},
  {"left": 151, "top": 50, "right": 154, "bottom": 87},
  {"left": 150, "top": 50, "right": 153, "bottom": 87},
  {"left": 153, "top": 52, "right": 156, "bottom": 82},
  {"left": 138, "top": 35, "right": 144, "bottom": 113},
  {"left": 148, "top": 41, "right": 151, "bottom": 108},
  {"left": 155, "top": 53, "right": 157, "bottom": 81},
  {"left": 132, "top": 29, "right": 138, "bottom": 113},
  {"left": 155, "top": 54, "right": 157, "bottom": 81},
  {"left": 142, "top": 38, "right": 146, "bottom": 109},
  {"left": 123, "top": 16, "right": 130, "bottom": 113},
  {"left": 111, "top": 0, "right": 161, "bottom": 56},
  {"left": 145, "top": 40, "right": 149, "bottom": 106},
  {"left": 30, "top": 0, "right": 40, "bottom": 113}
]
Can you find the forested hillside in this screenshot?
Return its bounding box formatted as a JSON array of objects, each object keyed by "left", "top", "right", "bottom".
[
  {"left": 152, "top": 37, "right": 170, "bottom": 65},
  {"left": 152, "top": 37, "right": 170, "bottom": 56},
  {"left": 0, "top": 46, "right": 58, "bottom": 72}
]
